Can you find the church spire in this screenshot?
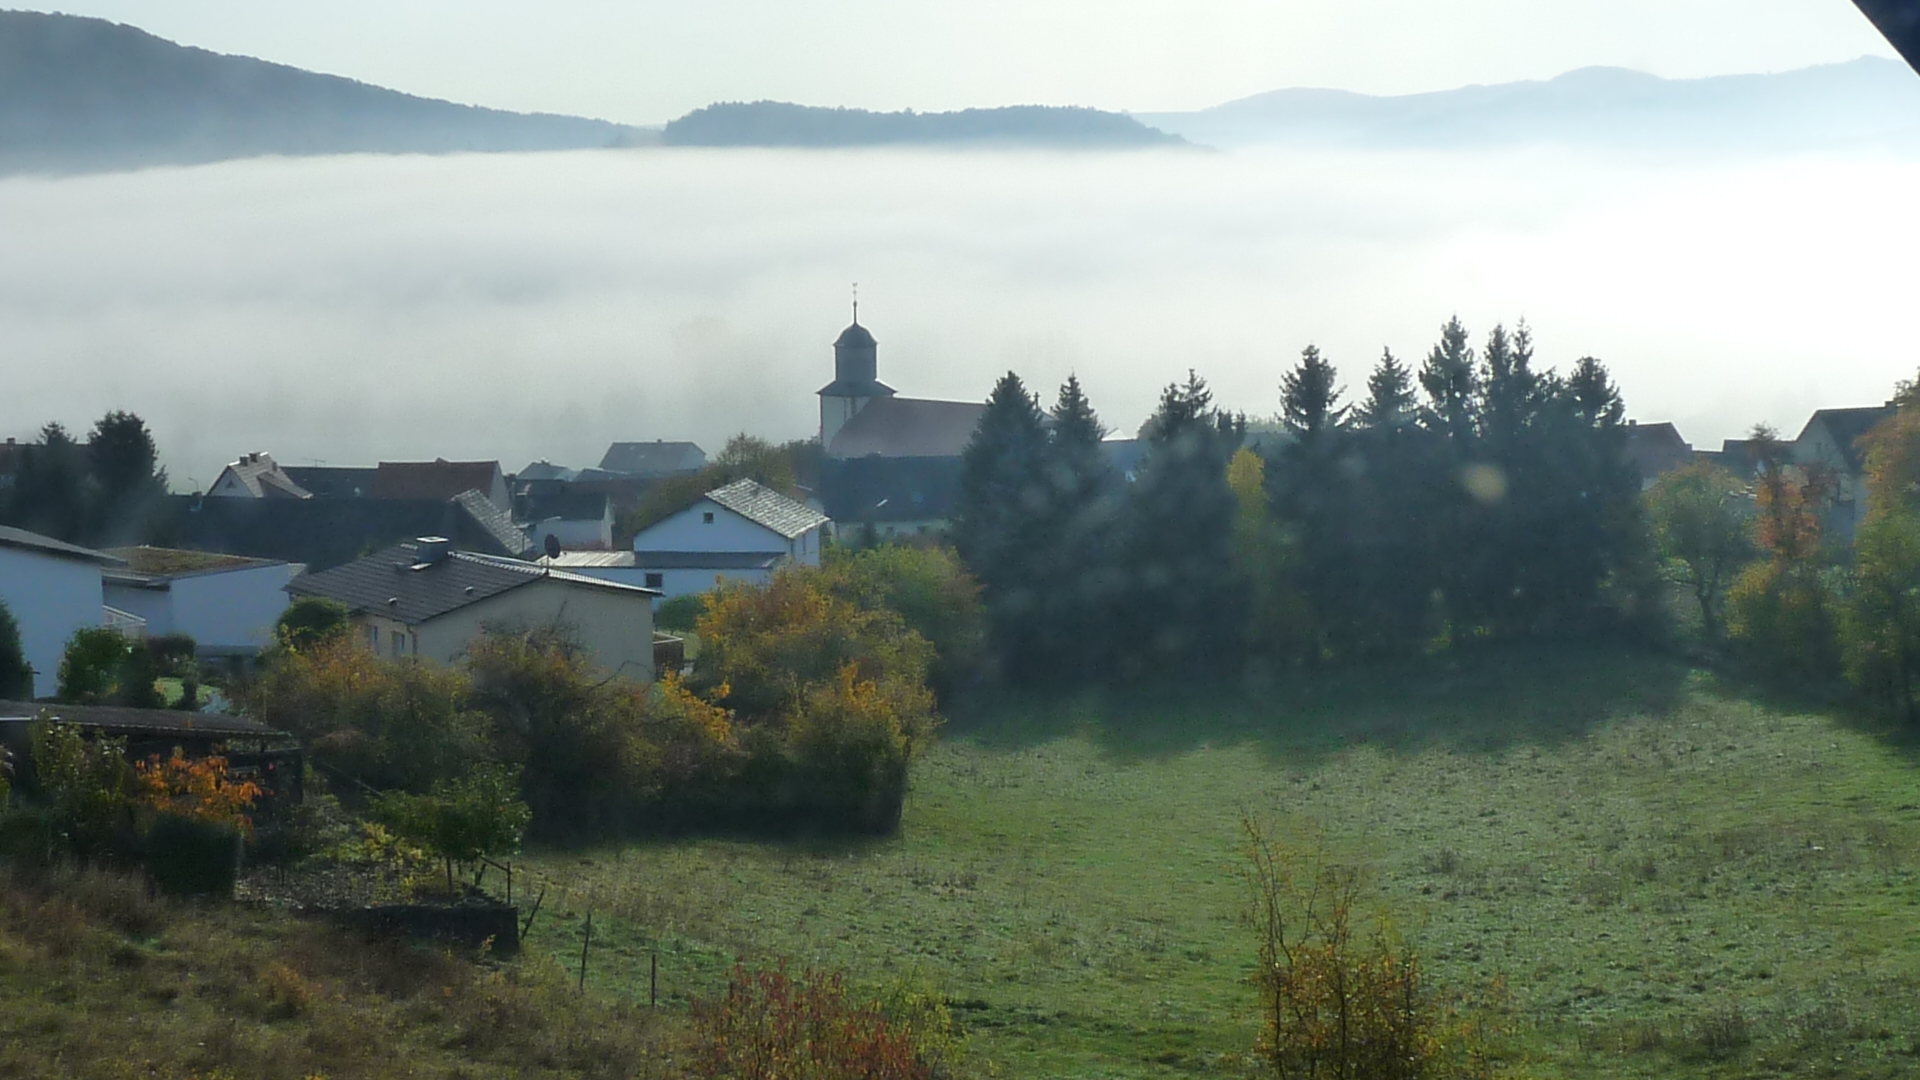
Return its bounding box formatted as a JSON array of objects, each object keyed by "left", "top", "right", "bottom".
[{"left": 852, "top": 281, "right": 859, "bottom": 326}]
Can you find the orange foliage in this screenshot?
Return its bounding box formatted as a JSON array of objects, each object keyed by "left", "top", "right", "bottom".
[
  {"left": 132, "top": 748, "right": 264, "bottom": 833},
  {"left": 1861, "top": 406, "right": 1920, "bottom": 521},
  {"left": 1752, "top": 462, "right": 1828, "bottom": 564}
]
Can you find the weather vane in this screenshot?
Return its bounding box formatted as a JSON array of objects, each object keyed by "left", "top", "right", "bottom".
[{"left": 852, "top": 282, "right": 859, "bottom": 324}]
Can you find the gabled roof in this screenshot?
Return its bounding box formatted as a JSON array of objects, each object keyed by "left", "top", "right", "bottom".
[
  {"left": 372, "top": 459, "right": 504, "bottom": 502},
  {"left": 703, "top": 478, "right": 830, "bottom": 539},
  {"left": 281, "top": 465, "right": 378, "bottom": 499},
  {"left": 103, "top": 546, "right": 283, "bottom": 581},
  {"left": 288, "top": 541, "right": 657, "bottom": 625},
  {"left": 1624, "top": 422, "right": 1693, "bottom": 480},
  {"left": 452, "top": 489, "right": 531, "bottom": 558},
  {"left": 215, "top": 453, "right": 312, "bottom": 499},
  {"left": 1799, "top": 405, "right": 1897, "bottom": 472},
  {"left": 516, "top": 461, "right": 579, "bottom": 483},
  {"left": 598, "top": 441, "right": 708, "bottom": 477},
  {"left": 827, "top": 396, "right": 987, "bottom": 459},
  {"left": 0, "top": 525, "right": 124, "bottom": 566}
]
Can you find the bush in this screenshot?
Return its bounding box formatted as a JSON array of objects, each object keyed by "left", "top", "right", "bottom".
[
  {"left": 819, "top": 544, "right": 984, "bottom": 696},
  {"left": 655, "top": 593, "right": 706, "bottom": 633},
  {"left": 145, "top": 813, "right": 243, "bottom": 896},
  {"left": 1244, "top": 819, "right": 1507, "bottom": 1080},
  {"left": 25, "top": 719, "right": 132, "bottom": 857},
  {"left": 1727, "top": 560, "right": 1840, "bottom": 682},
  {"left": 57, "top": 627, "right": 133, "bottom": 704},
  {"left": 130, "top": 748, "right": 263, "bottom": 833},
  {"left": 236, "top": 638, "right": 489, "bottom": 794},
  {"left": 274, "top": 596, "right": 351, "bottom": 652},
  {"left": 689, "top": 963, "right": 959, "bottom": 1080},
  {"left": 369, "top": 764, "right": 531, "bottom": 894}
]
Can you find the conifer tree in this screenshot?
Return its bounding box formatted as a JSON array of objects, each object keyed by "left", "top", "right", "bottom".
[
  {"left": 1355, "top": 349, "right": 1415, "bottom": 431},
  {"left": 1032, "top": 375, "right": 1119, "bottom": 679},
  {"left": 0, "top": 599, "right": 31, "bottom": 701},
  {"left": 1117, "top": 371, "right": 1246, "bottom": 675},
  {"left": 952, "top": 373, "right": 1051, "bottom": 679}
]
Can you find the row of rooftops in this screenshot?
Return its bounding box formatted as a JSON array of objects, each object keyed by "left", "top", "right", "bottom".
[{"left": 209, "top": 442, "right": 711, "bottom": 503}]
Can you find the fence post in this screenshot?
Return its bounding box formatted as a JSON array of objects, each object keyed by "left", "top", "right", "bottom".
[
  {"left": 650, "top": 951, "right": 658, "bottom": 1007},
  {"left": 579, "top": 909, "right": 594, "bottom": 993}
]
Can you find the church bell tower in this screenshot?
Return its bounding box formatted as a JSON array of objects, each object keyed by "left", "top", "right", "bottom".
[{"left": 817, "top": 299, "right": 894, "bottom": 454}]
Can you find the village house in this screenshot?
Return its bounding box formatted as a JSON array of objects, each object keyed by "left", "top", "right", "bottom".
[
  {"left": 101, "top": 547, "right": 304, "bottom": 661},
  {"left": 598, "top": 441, "right": 708, "bottom": 479},
  {"left": 1622, "top": 421, "right": 1694, "bottom": 490},
  {"left": 0, "top": 526, "right": 126, "bottom": 700},
  {"left": 287, "top": 537, "right": 659, "bottom": 680},
  {"left": 1792, "top": 403, "right": 1897, "bottom": 543},
  {"left": 206, "top": 452, "right": 313, "bottom": 499},
  {"left": 371, "top": 459, "right": 511, "bottom": 512},
  {"left": 519, "top": 490, "right": 613, "bottom": 552},
  {"left": 630, "top": 478, "right": 828, "bottom": 599}
]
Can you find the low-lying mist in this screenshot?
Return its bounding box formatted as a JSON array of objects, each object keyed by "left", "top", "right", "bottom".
[{"left": 1, "top": 142, "right": 1915, "bottom": 487}]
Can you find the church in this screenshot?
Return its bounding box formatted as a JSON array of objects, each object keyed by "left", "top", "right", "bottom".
[{"left": 816, "top": 313, "right": 985, "bottom": 537}]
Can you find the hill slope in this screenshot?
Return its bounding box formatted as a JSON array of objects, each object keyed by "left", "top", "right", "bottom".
[
  {"left": 661, "top": 101, "right": 1183, "bottom": 148},
  {"left": 1137, "top": 57, "right": 1920, "bottom": 150},
  {"left": 0, "top": 11, "right": 628, "bottom": 175}
]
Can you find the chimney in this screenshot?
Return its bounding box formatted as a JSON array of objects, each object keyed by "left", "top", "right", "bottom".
[{"left": 414, "top": 536, "right": 451, "bottom": 566}]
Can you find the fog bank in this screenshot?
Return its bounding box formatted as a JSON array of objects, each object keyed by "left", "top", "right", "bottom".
[{"left": 1, "top": 143, "right": 1915, "bottom": 488}]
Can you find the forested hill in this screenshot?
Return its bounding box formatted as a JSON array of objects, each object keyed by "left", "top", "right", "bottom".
[
  {"left": 0, "top": 12, "right": 629, "bottom": 175},
  {"left": 661, "top": 102, "right": 1184, "bottom": 148},
  {"left": 1135, "top": 58, "right": 1920, "bottom": 151}
]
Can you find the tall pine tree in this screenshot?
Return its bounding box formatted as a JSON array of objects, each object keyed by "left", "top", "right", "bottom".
[{"left": 952, "top": 373, "right": 1052, "bottom": 680}]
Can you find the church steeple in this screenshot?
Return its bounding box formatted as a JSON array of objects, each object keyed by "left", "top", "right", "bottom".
[{"left": 818, "top": 297, "right": 895, "bottom": 453}]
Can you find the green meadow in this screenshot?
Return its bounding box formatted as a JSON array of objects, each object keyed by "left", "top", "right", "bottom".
[{"left": 521, "top": 646, "right": 1920, "bottom": 1078}]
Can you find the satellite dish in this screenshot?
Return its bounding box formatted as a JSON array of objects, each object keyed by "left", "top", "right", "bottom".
[{"left": 543, "top": 534, "right": 562, "bottom": 559}]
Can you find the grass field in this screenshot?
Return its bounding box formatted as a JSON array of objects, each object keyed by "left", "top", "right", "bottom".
[{"left": 518, "top": 645, "right": 1920, "bottom": 1079}]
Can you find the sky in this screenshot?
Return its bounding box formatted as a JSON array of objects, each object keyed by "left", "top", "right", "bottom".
[{"left": 20, "top": 1, "right": 1901, "bottom": 123}]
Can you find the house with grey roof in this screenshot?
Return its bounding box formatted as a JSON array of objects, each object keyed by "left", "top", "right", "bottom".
[
  {"left": 629, "top": 478, "right": 829, "bottom": 599},
  {"left": 206, "top": 452, "right": 313, "bottom": 499},
  {"left": 372, "top": 459, "right": 510, "bottom": 511},
  {"left": 519, "top": 490, "right": 613, "bottom": 552},
  {"left": 1793, "top": 403, "right": 1897, "bottom": 542},
  {"left": 0, "top": 525, "right": 127, "bottom": 699},
  {"left": 287, "top": 537, "right": 660, "bottom": 680},
  {"left": 598, "top": 441, "right": 708, "bottom": 478},
  {"left": 1623, "top": 421, "right": 1694, "bottom": 490},
  {"left": 102, "top": 546, "right": 304, "bottom": 661}
]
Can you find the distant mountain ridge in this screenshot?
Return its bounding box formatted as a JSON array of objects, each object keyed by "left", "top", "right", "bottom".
[
  {"left": 0, "top": 11, "right": 629, "bottom": 175},
  {"left": 661, "top": 101, "right": 1182, "bottom": 148},
  {"left": 1136, "top": 58, "right": 1920, "bottom": 150}
]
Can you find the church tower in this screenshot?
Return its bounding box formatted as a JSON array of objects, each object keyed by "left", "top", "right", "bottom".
[{"left": 817, "top": 308, "right": 894, "bottom": 453}]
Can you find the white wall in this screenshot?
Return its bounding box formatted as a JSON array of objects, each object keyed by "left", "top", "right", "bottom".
[
  {"left": 0, "top": 546, "right": 106, "bottom": 700},
  {"left": 640, "top": 565, "right": 776, "bottom": 602},
  {"left": 172, "top": 564, "right": 299, "bottom": 652},
  {"left": 530, "top": 516, "right": 613, "bottom": 552},
  {"left": 634, "top": 501, "right": 787, "bottom": 554},
  {"left": 103, "top": 582, "right": 172, "bottom": 634}
]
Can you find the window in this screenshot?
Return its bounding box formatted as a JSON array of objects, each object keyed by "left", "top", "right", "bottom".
[
  {"left": 644, "top": 572, "right": 664, "bottom": 589},
  {"left": 702, "top": 511, "right": 715, "bottom": 524}
]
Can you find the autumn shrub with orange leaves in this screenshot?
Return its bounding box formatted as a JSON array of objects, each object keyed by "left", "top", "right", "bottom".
[
  {"left": 688, "top": 963, "right": 961, "bottom": 1080},
  {"left": 131, "top": 749, "right": 264, "bottom": 834}
]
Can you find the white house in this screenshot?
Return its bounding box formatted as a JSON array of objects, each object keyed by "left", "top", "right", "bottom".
[
  {"left": 0, "top": 526, "right": 125, "bottom": 700},
  {"left": 206, "top": 452, "right": 313, "bottom": 499},
  {"left": 102, "top": 547, "right": 305, "bottom": 660},
  {"left": 628, "top": 479, "right": 830, "bottom": 600}
]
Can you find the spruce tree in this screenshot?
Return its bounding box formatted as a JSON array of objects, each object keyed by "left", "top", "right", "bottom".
[
  {"left": 1034, "top": 375, "right": 1119, "bottom": 680},
  {"left": 1117, "top": 371, "right": 1246, "bottom": 676},
  {"left": 952, "top": 373, "right": 1051, "bottom": 679},
  {"left": 1419, "top": 316, "right": 1478, "bottom": 444},
  {"left": 1355, "top": 349, "right": 1415, "bottom": 430}
]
